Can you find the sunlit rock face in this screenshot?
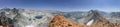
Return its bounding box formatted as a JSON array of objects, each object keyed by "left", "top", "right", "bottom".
[
  {"left": 0, "top": 8, "right": 54, "bottom": 27},
  {"left": 48, "top": 14, "right": 80, "bottom": 27}
]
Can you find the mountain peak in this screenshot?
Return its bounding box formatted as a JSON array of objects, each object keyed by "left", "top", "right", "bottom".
[
  {"left": 48, "top": 14, "right": 80, "bottom": 27},
  {"left": 88, "top": 10, "right": 99, "bottom": 13}
]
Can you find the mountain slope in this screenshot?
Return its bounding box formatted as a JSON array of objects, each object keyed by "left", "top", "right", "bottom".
[{"left": 48, "top": 14, "right": 81, "bottom": 27}]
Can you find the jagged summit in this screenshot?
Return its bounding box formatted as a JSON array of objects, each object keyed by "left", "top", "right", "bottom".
[
  {"left": 48, "top": 14, "right": 80, "bottom": 27},
  {"left": 84, "top": 10, "right": 111, "bottom": 27},
  {"left": 88, "top": 10, "right": 108, "bottom": 22},
  {"left": 84, "top": 10, "right": 108, "bottom": 25},
  {"left": 88, "top": 10, "right": 98, "bottom": 13}
]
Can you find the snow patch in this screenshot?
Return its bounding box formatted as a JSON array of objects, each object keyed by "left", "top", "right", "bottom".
[
  {"left": 25, "top": 24, "right": 34, "bottom": 27},
  {"left": 86, "top": 19, "right": 94, "bottom": 26}
]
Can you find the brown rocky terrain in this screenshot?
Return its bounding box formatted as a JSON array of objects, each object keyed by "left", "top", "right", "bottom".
[{"left": 48, "top": 14, "right": 81, "bottom": 27}]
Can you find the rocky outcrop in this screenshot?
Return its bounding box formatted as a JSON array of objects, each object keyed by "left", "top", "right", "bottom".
[
  {"left": 48, "top": 14, "right": 81, "bottom": 27},
  {"left": 0, "top": 12, "right": 14, "bottom": 27}
]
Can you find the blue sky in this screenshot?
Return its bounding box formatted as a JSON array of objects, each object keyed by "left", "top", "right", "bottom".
[{"left": 0, "top": 0, "right": 120, "bottom": 12}]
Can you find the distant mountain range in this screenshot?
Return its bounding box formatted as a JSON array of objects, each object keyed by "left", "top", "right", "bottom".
[{"left": 0, "top": 8, "right": 120, "bottom": 27}]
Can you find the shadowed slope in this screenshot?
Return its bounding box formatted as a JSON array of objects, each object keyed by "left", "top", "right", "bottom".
[{"left": 88, "top": 10, "right": 120, "bottom": 27}]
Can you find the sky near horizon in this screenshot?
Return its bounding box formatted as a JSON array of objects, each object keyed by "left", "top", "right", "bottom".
[{"left": 0, "top": 0, "right": 120, "bottom": 12}]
